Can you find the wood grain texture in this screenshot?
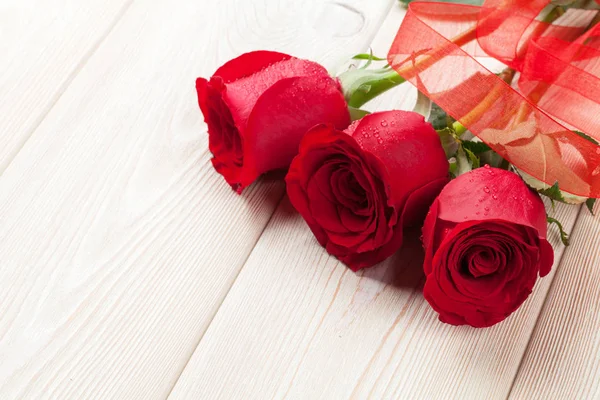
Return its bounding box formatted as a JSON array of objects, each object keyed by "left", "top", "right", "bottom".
[
  {"left": 509, "top": 205, "right": 600, "bottom": 400},
  {"left": 168, "top": 6, "right": 583, "bottom": 400},
  {"left": 169, "top": 199, "right": 579, "bottom": 400},
  {"left": 0, "top": 0, "right": 132, "bottom": 173},
  {"left": 0, "top": 0, "right": 394, "bottom": 398}
]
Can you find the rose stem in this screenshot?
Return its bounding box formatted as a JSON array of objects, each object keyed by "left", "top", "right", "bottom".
[
  {"left": 451, "top": 68, "right": 517, "bottom": 135},
  {"left": 339, "top": 22, "right": 478, "bottom": 109}
]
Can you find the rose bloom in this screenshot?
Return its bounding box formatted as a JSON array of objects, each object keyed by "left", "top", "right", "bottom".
[
  {"left": 196, "top": 50, "right": 350, "bottom": 193},
  {"left": 286, "top": 110, "right": 449, "bottom": 271},
  {"left": 422, "top": 167, "right": 554, "bottom": 327}
]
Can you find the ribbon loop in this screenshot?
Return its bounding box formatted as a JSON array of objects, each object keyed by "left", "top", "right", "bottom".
[{"left": 389, "top": 1, "right": 600, "bottom": 197}]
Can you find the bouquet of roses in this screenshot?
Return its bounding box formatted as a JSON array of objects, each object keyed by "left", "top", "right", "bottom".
[{"left": 195, "top": 0, "right": 600, "bottom": 327}]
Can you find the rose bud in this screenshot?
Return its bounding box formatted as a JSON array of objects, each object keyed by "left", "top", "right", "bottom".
[
  {"left": 286, "top": 110, "right": 449, "bottom": 271},
  {"left": 422, "top": 166, "right": 555, "bottom": 328},
  {"left": 196, "top": 50, "right": 351, "bottom": 193}
]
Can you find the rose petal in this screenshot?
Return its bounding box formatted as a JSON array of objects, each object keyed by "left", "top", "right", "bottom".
[
  {"left": 213, "top": 50, "right": 293, "bottom": 83},
  {"left": 435, "top": 168, "right": 548, "bottom": 238},
  {"left": 241, "top": 75, "right": 350, "bottom": 188},
  {"left": 307, "top": 171, "right": 346, "bottom": 234},
  {"left": 351, "top": 111, "right": 449, "bottom": 207}
]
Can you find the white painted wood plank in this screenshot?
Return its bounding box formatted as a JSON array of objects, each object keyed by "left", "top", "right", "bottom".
[
  {"left": 0, "top": 0, "right": 132, "bottom": 173},
  {"left": 509, "top": 206, "right": 600, "bottom": 400},
  {"left": 168, "top": 6, "right": 582, "bottom": 399},
  {"left": 0, "top": 0, "right": 394, "bottom": 398},
  {"left": 169, "top": 200, "right": 579, "bottom": 400}
]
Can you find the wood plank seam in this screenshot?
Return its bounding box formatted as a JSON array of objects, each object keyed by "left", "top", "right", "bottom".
[
  {"left": 0, "top": 1, "right": 402, "bottom": 397},
  {"left": 165, "top": 3, "right": 585, "bottom": 395},
  {"left": 163, "top": 191, "right": 287, "bottom": 399},
  {"left": 0, "top": 0, "right": 135, "bottom": 176},
  {"left": 505, "top": 204, "right": 584, "bottom": 399},
  {"left": 164, "top": 2, "right": 397, "bottom": 395}
]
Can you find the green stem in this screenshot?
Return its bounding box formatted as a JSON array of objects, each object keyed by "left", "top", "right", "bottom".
[
  {"left": 337, "top": 66, "right": 405, "bottom": 109},
  {"left": 338, "top": 5, "right": 565, "bottom": 118},
  {"left": 452, "top": 121, "right": 467, "bottom": 136},
  {"left": 547, "top": 216, "right": 570, "bottom": 246},
  {"left": 338, "top": 20, "right": 478, "bottom": 108}
]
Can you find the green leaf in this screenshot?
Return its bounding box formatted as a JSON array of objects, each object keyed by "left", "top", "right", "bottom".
[
  {"left": 400, "top": 0, "right": 484, "bottom": 4},
  {"left": 437, "top": 128, "right": 459, "bottom": 158},
  {"left": 538, "top": 181, "right": 566, "bottom": 203},
  {"left": 586, "top": 198, "right": 596, "bottom": 215},
  {"left": 352, "top": 53, "right": 387, "bottom": 62},
  {"left": 547, "top": 216, "right": 570, "bottom": 246},
  {"left": 462, "top": 140, "right": 492, "bottom": 155},
  {"left": 428, "top": 102, "right": 454, "bottom": 131},
  {"left": 449, "top": 160, "right": 458, "bottom": 177},
  {"left": 479, "top": 149, "right": 505, "bottom": 169},
  {"left": 464, "top": 147, "right": 480, "bottom": 169},
  {"left": 574, "top": 130, "right": 599, "bottom": 145},
  {"left": 338, "top": 66, "right": 406, "bottom": 108},
  {"left": 348, "top": 107, "right": 370, "bottom": 121},
  {"left": 455, "top": 147, "right": 473, "bottom": 176}
]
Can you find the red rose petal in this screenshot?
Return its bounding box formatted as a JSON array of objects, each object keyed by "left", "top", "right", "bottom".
[
  {"left": 350, "top": 111, "right": 449, "bottom": 206},
  {"left": 213, "top": 50, "right": 293, "bottom": 83},
  {"left": 240, "top": 75, "right": 350, "bottom": 189},
  {"left": 287, "top": 110, "right": 448, "bottom": 271},
  {"left": 307, "top": 168, "right": 346, "bottom": 234},
  {"left": 435, "top": 168, "right": 548, "bottom": 237}
]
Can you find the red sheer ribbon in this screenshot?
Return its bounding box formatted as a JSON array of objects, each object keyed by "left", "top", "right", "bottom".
[{"left": 388, "top": 0, "right": 600, "bottom": 198}]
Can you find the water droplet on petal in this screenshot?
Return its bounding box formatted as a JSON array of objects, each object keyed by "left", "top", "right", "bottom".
[
  {"left": 484, "top": 206, "right": 490, "bottom": 211},
  {"left": 381, "top": 120, "right": 388, "bottom": 127},
  {"left": 484, "top": 164, "right": 491, "bottom": 169},
  {"left": 492, "top": 194, "right": 498, "bottom": 200},
  {"left": 596, "top": 147, "right": 600, "bottom": 155},
  {"left": 484, "top": 186, "right": 490, "bottom": 193}
]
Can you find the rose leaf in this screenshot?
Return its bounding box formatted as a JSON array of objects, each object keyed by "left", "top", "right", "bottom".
[
  {"left": 538, "top": 181, "right": 567, "bottom": 203},
  {"left": 428, "top": 102, "right": 455, "bottom": 131},
  {"left": 547, "top": 215, "right": 570, "bottom": 246},
  {"left": 464, "top": 147, "right": 480, "bottom": 169},
  {"left": 462, "top": 140, "right": 492, "bottom": 155},
  {"left": 586, "top": 198, "right": 596, "bottom": 215},
  {"left": 437, "top": 128, "right": 459, "bottom": 158},
  {"left": 352, "top": 53, "right": 387, "bottom": 62}
]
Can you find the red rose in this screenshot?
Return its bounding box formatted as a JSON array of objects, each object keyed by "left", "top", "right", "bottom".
[
  {"left": 196, "top": 51, "right": 351, "bottom": 193},
  {"left": 422, "top": 167, "right": 554, "bottom": 327},
  {"left": 286, "top": 110, "right": 449, "bottom": 271}
]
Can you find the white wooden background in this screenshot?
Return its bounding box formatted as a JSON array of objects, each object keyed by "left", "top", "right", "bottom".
[{"left": 0, "top": 1, "right": 597, "bottom": 399}]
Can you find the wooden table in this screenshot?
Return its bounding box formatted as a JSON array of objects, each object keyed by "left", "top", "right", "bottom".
[{"left": 0, "top": 1, "right": 597, "bottom": 398}]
